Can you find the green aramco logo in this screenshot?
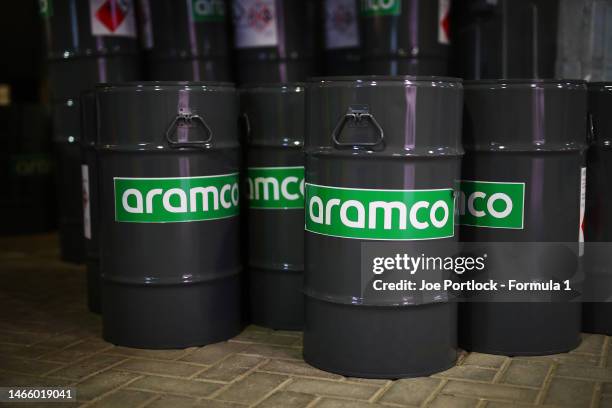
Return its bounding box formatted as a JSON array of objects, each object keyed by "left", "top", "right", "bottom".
[
  {"left": 458, "top": 180, "right": 525, "bottom": 229},
  {"left": 305, "top": 184, "right": 455, "bottom": 240},
  {"left": 114, "top": 174, "right": 240, "bottom": 223},
  {"left": 360, "top": 0, "right": 401, "bottom": 16},
  {"left": 247, "top": 166, "right": 304, "bottom": 209},
  {"left": 191, "top": 0, "right": 225, "bottom": 21}
]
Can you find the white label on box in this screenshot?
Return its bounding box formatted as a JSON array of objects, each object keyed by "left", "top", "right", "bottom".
[
  {"left": 325, "top": 0, "right": 359, "bottom": 49},
  {"left": 82, "top": 165, "right": 92, "bottom": 240},
  {"left": 233, "top": 0, "right": 278, "bottom": 48},
  {"left": 579, "top": 166, "right": 586, "bottom": 256}
]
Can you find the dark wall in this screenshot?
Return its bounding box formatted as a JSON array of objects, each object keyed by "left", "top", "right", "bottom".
[{"left": 0, "top": 0, "right": 43, "bottom": 102}]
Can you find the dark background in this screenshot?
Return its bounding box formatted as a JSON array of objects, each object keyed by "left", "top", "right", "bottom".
[{"left": 0, "top": 1, "right": 44, "bottom": 103}]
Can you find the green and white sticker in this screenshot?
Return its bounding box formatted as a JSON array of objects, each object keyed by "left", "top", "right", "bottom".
[
  {"left": 114, "top": 174, "right": 239, "bottom": 223},
  {"left": 247, "top": 166, "right": 304, "bottom": 209},
  {"left": 360, "top": 0, "right": 401, "bottom": 17},
  {"left": 458, "top": 180, "right": 525, "bottom": 229},
  {"left": 305, "top": 183, "right": 455, "bottom": 240},
  {"left": 39, "top": 0, "right": 53, "bottom": 17},
  {"left": 192, "top": 0, "right": 225, "bottom": 22}
]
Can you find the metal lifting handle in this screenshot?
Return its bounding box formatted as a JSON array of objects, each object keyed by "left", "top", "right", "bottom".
[
  {"left": 165, "top": 112, "right": 213, "bottom": 148},
  {"left": 332, "top": 105, "right": 384, "bottom": 148}
]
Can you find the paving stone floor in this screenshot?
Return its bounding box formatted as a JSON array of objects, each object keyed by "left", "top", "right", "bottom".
[{"left": 1, "top": 234, "right": 611, "bottom": 408}]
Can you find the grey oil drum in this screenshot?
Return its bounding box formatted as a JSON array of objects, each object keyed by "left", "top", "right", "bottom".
[
  {"left": 232, "top": 0, "right": 317, "bottom": 83},
  {"left": 41, "top": 0, "right": 141, "bottom": 263},
  {"left": 583, "top": 83, "right": 612, "bottom": 335},
  {"left": 53, "top": 99, "right": 85, "bottom": 263},
  {"left": 0, "top": 104, "right": 55, "bottom": 235},
  {"left": 97, "top": 82, "right": 242, "bottom": 348},
  {"left": 241, "top": 84, "right": 305, "bottom": 330},
  {"left": 450, "top": 0, "right": 558, "bottom": 79},
  {"left": 359, "top": 0, "right": 451, "bottom": 76},
  {"left": 80, "top": 91, "right": 101, "bottom": 313},
  {"left": 138, "top": 0, "right": 232, "bottom": 81},
  {"left": 303, "top": 76, "right": 463, "bottom": 378},
  {"left": 459, "top": 80, "right": 586, "bottom": 355},
  {"left": 323, "top": 0, "right": 361, "bottom": 75}
]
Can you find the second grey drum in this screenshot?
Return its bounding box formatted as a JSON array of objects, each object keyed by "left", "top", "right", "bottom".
[{"left": 241, "top": 84, "right": 306, "bottom": 330}]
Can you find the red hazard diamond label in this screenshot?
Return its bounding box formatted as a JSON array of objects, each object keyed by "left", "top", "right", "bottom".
[
  {"left": 96, "top": 0, "right": 127, "bottom": 32},
  {"left": 89, "top": 0, "right": 136, "bottom": 37},
  {"left": 438, "top": 0, "right": 450, "bottom": 45}
]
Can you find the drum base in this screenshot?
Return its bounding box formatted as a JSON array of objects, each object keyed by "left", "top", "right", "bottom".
[
  {"left": 583, "top": 302, "right": 612, "bottom": 335},
  {"left": 304, "top": 297, "right": 457, "bottom": 379},
  {"left": 102, "top": 275, "right": 243, "bottom": 349},
  {"left": 460, "top": 302, "right": 581, "bottom": 355},
  {"left": 249, "top": 268, "right": 303, "bottom": 330}
]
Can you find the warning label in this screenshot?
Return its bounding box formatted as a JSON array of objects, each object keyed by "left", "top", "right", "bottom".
[
  {"left": 325, "top": 0, "right": 359, "bottom": 49},
  {"left": 90, "top": 0, "right": 137, "bottom": 37},
  {"left": 233, "top": 0, "right": 278, "bottom": 48},
  {"left": 82, "top": 165, "right": 92, "bottom": 240},
  {"left": 579, "top": 166, "right": 586, "bottom": 256},
  {"left": 438, "top": 0, "right": 450, "bottom": 45}
]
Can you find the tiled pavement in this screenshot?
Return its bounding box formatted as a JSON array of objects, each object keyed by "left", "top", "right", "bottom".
[{"left": 1, "top": 235, "right": 612, "bottom": 408}]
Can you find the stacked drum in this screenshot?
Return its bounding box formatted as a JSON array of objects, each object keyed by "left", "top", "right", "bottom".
[
  {"left": 139, "top": 0, "right": 232, "bottom": 81},
  {"left": 241, "top": 84, "right": 306, "bottom": 330},
  {"left": 41, "top": 0, "right": 140, "bottom": 312},
  {"left": 232, "top": 0, "right": 318, "bottom": 83},
  {"left": 40, "top": 0, "right": 141, "bottom": 311},
  {"left": 80, "top": 91, "right": 100, "bottom": 313},
  {"left": 451, "top": 0, "right": 558, "bottom": 79},
  {"left": 360, "top": 0, "right": 452, "bottom": 75}
]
